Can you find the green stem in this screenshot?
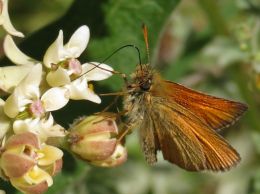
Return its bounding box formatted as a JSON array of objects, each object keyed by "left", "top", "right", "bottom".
[{"left": 46, "top": 136, "right": 70, "bottom": 150}]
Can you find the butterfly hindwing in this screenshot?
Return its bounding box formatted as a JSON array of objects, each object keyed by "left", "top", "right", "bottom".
[{"left": 148, "top": 96, "right": 240, "bottom": 171}]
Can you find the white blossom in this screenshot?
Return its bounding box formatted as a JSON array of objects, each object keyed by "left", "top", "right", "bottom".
[
  {"left": 2, "top": 25, "right": 114, "bottom": 103},
  {"left": 3, "top": 64, "right": 69, "bottom": 140},
  {"left": 43, "top": 25, "right": 113, "bottom": 103}
]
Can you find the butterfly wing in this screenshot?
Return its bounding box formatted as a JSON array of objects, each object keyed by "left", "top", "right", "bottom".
[
  {"left": 148, "top": 97, "right": 240, "bottom": 171},
  {"left": 140, "top": 114, "right": 160, "bottom": 165},
  {"left": 159, "top": 81, "right": 248, "bottom": 131}
]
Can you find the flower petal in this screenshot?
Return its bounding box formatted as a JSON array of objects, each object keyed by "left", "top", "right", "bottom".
[
  {"left": 91, "top": 144, "right": 127, "bottom": 167},
  {"left": 0, "top": 65, "right": 31, "bottom": 93},
  {"left": 4, "top": 35, "right": 37, "bottom": 66},
  {"left": 39, "top": 115, "right": 66, "bottom": 138},
  {"left": 46, "top": 67, "right": 71, "bottom": 87},
  {"left": 1, "top": 149, "right": 36, "bottom": 178},
  {"left": 4, "top": 90, "right": 20, "bottom": 118},
  {"left": 20, "top": 166, "right": 53, "bottom": 186},
  {"left": 13, "top": 116, "right": 66, "bottom": 141},
  {"left": 43, "top": 30, "right": 65, "bottom": 68},
  {"left": 66, "top": 79, "right": 101, "bottom": 103},
  {"left": 0, "top": 0, "right": 24, "bottom": 37},
  {"left": 41, "top": 87, "right": 69, "bottom": 111},
  {"left": 82, "top": 62, "right": 113, "bottom": 81},
  {"left": 0, "top": 99, "right": 10, "bottom": 139},
  {"left": 13, "top": 118, "right": 40, "bottom": 134},
  {"left": 64, "top": 25, "right": 90, "bottom": 58},
  {"left": 38, "top": 145, "right": 63, "bottom": 166},
  {"left": 18, "top": 63, "right": 42, "bottom": 91},
  {"left": 13, "top": 64, "right": 42, "bottom": 101},
  {"left": 11, "top": 177, "right": 48, "bottom": 194}
]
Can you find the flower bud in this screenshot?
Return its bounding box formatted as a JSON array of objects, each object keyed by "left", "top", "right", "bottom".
[
  {"left": 68, "top": 114, "right": 118, "bottom": 162},
  {"left": 0, "top": 132, "right": 63, "bottom": 194},
  {"left": 91, "top": 144, "right": 127, "bottom": 167},
  {"left": 0, "top": 132, "right": 39, "bottom": 178}
]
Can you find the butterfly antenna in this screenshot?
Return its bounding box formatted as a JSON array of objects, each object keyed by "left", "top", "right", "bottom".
[
  {"left": 101, "top": 44, "right": 142, "bottom": 65},
  {"left": 142, "top": 24, "right": 150, "bottom": 63},
  {"left": 73, "top": 44, "right": 142, "bottom": 81},
  {"left": 81, "top": 44, "right": 141, "bottom": 76}
]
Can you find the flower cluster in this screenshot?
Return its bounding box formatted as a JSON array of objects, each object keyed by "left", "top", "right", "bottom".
[{"left": 0, "top": 2, "right": 127, "bottom": 193}]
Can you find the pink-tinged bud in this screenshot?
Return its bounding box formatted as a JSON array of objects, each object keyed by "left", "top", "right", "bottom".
[
  {"left": 91, "top": 144, "right": 127, "bottom": 167},
  {"left": 0, "top": 132, "right": 63, "bottom": 194},
  {"left": 1, "top": 132, "right": 63, "bottom": 179},
  {"left": 68, "top": 114, "right": 118, "bottom": 162},
  {"left": 1, "top": 150, "right": 36, "bottom": 178},
  {"left": 0, "top": 132, "right": 40, "bottom": 178}
]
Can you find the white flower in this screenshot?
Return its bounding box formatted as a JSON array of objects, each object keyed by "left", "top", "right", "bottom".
[
  {"left": 3, "top": 25, "right": 114, "bottom": 103},
  {"left": 43, "top": 25, "right": 113, "bottom": 103},
  {"left": 43, "top": 25, "right": 90, "bottom": 68},
  {"left": 64, "top": 62, "right": 113, "bottom": 103},
  {"left": 0, "top": 0, "right": 24, "bottom": 37},
  {"left": 3, "top": 64, "right": 69, "bottom": 140}
]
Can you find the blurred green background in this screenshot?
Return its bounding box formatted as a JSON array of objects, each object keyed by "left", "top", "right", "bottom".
[{"left": 1, "top": 0, "right": 260, "bottom": 193}]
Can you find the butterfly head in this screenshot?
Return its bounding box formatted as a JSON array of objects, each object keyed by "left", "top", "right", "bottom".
[{"left": 127, "top": 64, "right": 153, "bottom": 92}]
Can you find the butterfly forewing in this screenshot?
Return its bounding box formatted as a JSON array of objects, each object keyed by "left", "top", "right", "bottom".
[{"left": 160, "top": 80, "right": 248, "bottom": 131}]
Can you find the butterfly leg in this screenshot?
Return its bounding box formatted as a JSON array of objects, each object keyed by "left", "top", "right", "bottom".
[
  {"left": 117, "top": 121, "right": 135, "bottom": 143},
  {"left": 101, "top": 96, "right": 120, "bottom": 113}
]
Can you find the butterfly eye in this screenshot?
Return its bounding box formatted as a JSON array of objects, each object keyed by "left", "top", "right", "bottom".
[{"left": 140, "top": 79, "right": 152, "bottom": 91}]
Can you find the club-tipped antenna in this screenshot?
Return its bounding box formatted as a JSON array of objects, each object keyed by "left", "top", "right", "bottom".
[{"left": 142, "top": 24, "right": 150, "bottom": 63}]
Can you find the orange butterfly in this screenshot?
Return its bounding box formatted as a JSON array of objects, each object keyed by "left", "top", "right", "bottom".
[{"left": 121, "top": 25, "right": 247, "bottom": 171}]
